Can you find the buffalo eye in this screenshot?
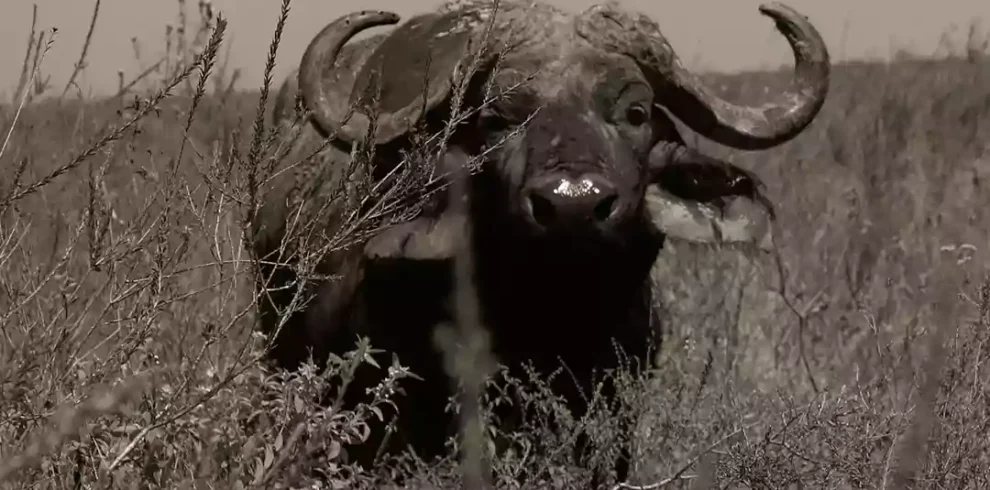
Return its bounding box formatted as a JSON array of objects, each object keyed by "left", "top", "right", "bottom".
[
  {"left": 625, "top": 104, "right": 649, "bottom": 127},
  {"left": 478, "top": 105, "right": 516, "bottom": 134},
  {"left": 480, "top": 113, "right": 511, "bottom": 133}
]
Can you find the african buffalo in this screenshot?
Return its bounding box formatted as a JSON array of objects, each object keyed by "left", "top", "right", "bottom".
[{"left": 252, "top": 0, "right": 829, "bottom": 485}]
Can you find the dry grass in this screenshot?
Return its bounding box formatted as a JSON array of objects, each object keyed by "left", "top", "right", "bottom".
[{"left": 1, "top": 0, "right": 990, "bottom": 488}]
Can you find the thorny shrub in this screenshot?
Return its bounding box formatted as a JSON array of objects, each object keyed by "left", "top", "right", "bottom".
[{"left": 1, "top": 0, "right": 990, "bottom": 489}]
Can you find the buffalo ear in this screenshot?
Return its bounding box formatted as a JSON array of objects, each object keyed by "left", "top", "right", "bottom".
[
  {"left": 364, "top": 147, "right": 472, "bottom": 261},
  {"left": 363, "top": 211, "right": 465, "bottom": 260},
  {"left": 646, "top": 144, "right": 776, "bottom": 251},
  {"left": 645, "top": 186, "right": 775, "bottom": 251}
]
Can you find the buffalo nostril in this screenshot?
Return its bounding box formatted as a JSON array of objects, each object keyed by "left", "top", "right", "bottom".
[
  {"left": 527, "top": 193, "right": 556, "bottom": 227},
  {"left": 593, "top": 194, "right": 618, "bottom": 222}
]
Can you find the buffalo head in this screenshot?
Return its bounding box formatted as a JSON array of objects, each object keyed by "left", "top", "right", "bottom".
[{"left": 292, "top": 0, "right": 829, "bottom": 263}]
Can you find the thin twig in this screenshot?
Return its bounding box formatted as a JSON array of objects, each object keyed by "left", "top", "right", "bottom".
[
  {"left": 0, "top": 374, "right": 149, "bottom": 483},
  {"left": 13, "top": 5, "right": 39, "bottom": 104},
  {"left": 112, "top": 55, "right": 168, "bottom": 99},
  {"left": 62, "top": 0, "right": 101, "bottom": 97},
  {"left": 611, "top": 421, "right": 756, "bottom": 490},
  {"left": 1, "top": 28, "right": 57, "bottom": 164}
]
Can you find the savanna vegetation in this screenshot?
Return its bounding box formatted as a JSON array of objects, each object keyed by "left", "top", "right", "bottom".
[{"left": 1, "top": 0, "right": 990, "bottom": 488}]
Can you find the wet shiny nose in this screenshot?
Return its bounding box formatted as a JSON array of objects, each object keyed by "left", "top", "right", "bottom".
[{"left": 523, "top": 174, "right": 619, "bottom": 228}]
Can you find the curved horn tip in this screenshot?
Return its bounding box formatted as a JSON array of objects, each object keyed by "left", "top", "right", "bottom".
[
  {"left": 357, "top": 10, "right": 401, "bottom": 26},
  {"left": 756, "top": 3, "right": 830, "bottom": 65},
  {"left": 353, "top": 9, "right": 400, "bottom": 18},
  {"left": 756, "top": 3, "right": 822, "bottom": 39},
  {"left": 373, "top": 10, "right": 401, "bottom": 21},
  {"left": 298, "top": 9, "right": 402, "bottom": 142},
  {"left": 760, "top": 2, "right": 796, "bottom": 15},
  {"left": 757, "top": 2, "right": 804, "bottom": 18}
]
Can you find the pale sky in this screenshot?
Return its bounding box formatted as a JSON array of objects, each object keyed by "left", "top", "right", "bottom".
[{"left": 1, "top": 0, "right": 987, "bottom": 99}]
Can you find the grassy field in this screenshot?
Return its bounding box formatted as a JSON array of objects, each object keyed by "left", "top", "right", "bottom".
[{"left": 2, "top": 1, "right": 990, "bottom": 488}]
